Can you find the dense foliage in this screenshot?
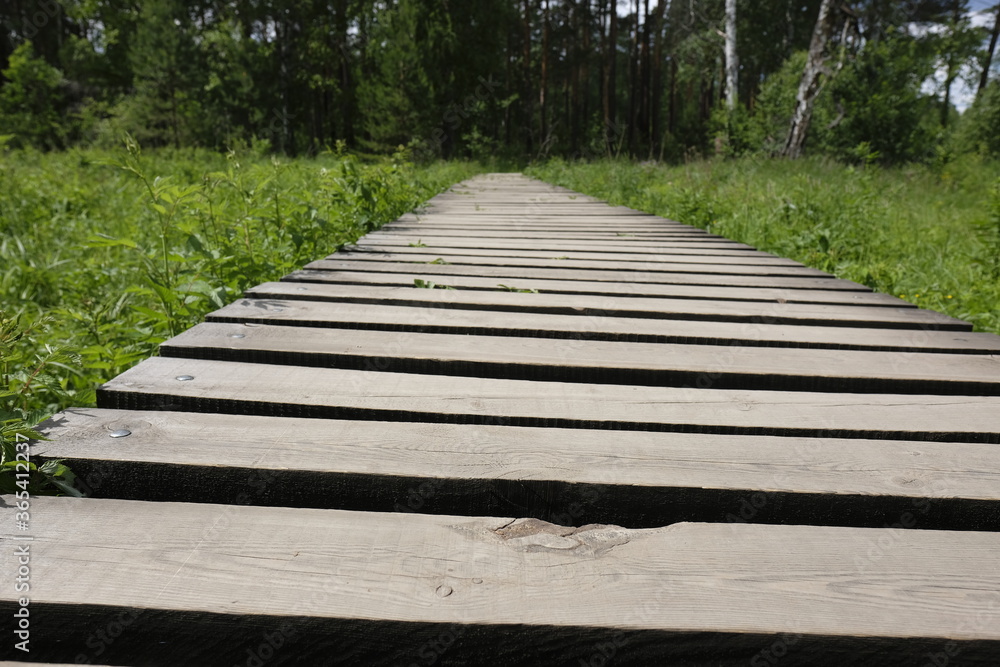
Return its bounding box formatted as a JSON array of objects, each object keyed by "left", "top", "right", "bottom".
[
  {"left": 0, "top": 144, "right": 480, "bottom": 417},
  {"left": 1, "top": 1, "right": 998, "bottom": 161},
  {"left": 529, "top": 156, "right": 1000, "bottom": 333}
]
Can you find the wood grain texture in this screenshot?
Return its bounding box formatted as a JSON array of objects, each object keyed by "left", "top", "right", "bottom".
[
  {"left": 97, "top": 356, "right": 1000, "bottom": 442},
  {"left": 374, "top": 227, "right": 714, "bottom": 239},
  {"left": 284, "top": 268, "right": 906, "bottom": 307},
  {"left": 391, "top": 213, "right": 697, "bottom": 227},
  {"left": 355, "top": 235, "right": 756, "bottom": 253},
  {"left": 32, "top": 408, "right": 1000, "bottom": 531},
  {"left": 421, "top": 205, "right": 657, "bottom": 215},
  {"left": 354, "top": 235, "right": 754, "bottom": 252},
  {"left": 2, "top": 497, "right": 998, "bottom": 666},
  {"left": 245, "top": 282, "right": 970, "bottom": 330},
  {"left": 344, "top": 244, "right": 812, "bottom": 268},
  {"left": 208, "top": 298, "right": 1000, "bottom": 353},
  {"left": 357, "top": 236, "right": 793, "bottom": 261},
  {"left": 160, "top": 322, "right": 1000, "bottom": 395},
  {"left": 305, "top": 258, "right": 868, "bottom": 290}
]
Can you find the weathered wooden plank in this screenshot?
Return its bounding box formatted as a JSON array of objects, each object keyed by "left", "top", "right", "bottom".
[
  {"left": 430, "top": 193, "right": 610, "bottom": 200},
  {"left": 359, "top": 238, "right": 797, "bottom": 263},
  {"left": 386, "top": 232, "right": 715, "bottom": 243},
  {"left": 284, "top": 268, "right": 905, "bottom": 307},
  {"left": 339, "top": 248, "right": 836, "bottom": 272},
  {"left": 345, "top": 245, "right": 807, "bottom": 264},
  {"left": 207, "top": 297, "right": 1000, "bottom": 353},
  {"left": 33, "top": 408, "right": 1000, "bottom": 531},
  {"left": 343, "top": 244, "right": 798, "bottom": 264},
  {"left": 159, "top": 322, "right": 999, "bottom": 395},
  {"left": 355, "top": 235, "right": 754, "bottom": 252},
  {"left": 392, "top": 213, "right": 693, "bottom": 227},
  {"left": 372, "top": 229, "right": 717, "bottom": 241},
  {"left": 98, "top": 357, "right": 1000, "bottom": 442},
  {"left": 5, "top": 497, "right": 999, "bottom": 665},
  {"left": 367, "top": 227, "right": 722, "bottom": 239},
  {"left": 422, "top": 205, "right": 654, "bottom": 215},
  {"left": 334, "top": 243, "right": 803, "bottom": 268},
  {"left": 305, "top": 258, "right": 867, "bottom": 290},
  {"left": 245, "top": 282, "right": 970, "bottom": 330}
]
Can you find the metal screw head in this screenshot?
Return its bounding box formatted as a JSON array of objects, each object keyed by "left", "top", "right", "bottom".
[
  {"left": 109, "top": 429, "right": 132, "bottom": 438},
  {"left": 228, "top": 333, "right": 245, "bottom": 339},
  {"left": 271, "top": 307, "right": 284, "bottom": 313},
  {"left": 175, "top": 375, "right": 194, "bottom": 381},
  {"left": 296, "top": 287, "right": 308, "bottom": 291}
]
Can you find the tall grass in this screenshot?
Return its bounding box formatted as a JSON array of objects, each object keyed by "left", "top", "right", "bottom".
[
  {"left": 0, "top": 143, "right": 481, "bottom": 415},
  {"left": 528, "top": 156, "right": 1000, "bottom": 334}
]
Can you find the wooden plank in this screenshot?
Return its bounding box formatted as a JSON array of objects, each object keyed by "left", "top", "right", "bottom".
[
  {"left": 371, "top": 225, "right": 718, "bottom": 237},
  {"left": 284, "top": 268, "right": 906, "bottom": 307},
  {"left": 354, "top": 236, "right": 754, "bottom": 252},
  {"left": 159, "top": 322, "right": 998, "bottom": 395},
  {"left": 245, "top": 282, "right": 970, "bottom": 330},
  {"left": 33, "top": 408, "right": 1000, "bottom": 531},
  {"left": 207, "top": 297, "right": 1000, "bottom": 354},
  {"left": 392, "top": 213, "right": 694, "bottom": 227},
  {"left": 335, "top": 250, "right": 840, "bottom": 275},
  {"left": 305, "top": 258, "right": 868, "bottom": 290},
  {"left": 422, "top": 205, "right": 655, "bottom": 215},
  {"left": 346, "top": 245, "right": 801, "bottom": 263},
  {"left": 6, "top": 497, "right": 999, "bottom": 665},
  {"left": 356, "top": 239, "right": 803, "bottom": 267},
  {"left": 98, "top": 356, "right": 1000, "bottom": 442},
  {"left": 372, "top": 228, "right": 716, "bottom": 239},
  {"left": 372, "top": 230, "right": 716, "bottom": 240}
]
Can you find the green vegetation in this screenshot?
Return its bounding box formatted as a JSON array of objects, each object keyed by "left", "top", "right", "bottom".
[
  {"left": 0, "top": 314, "right": 82, "bottom": 496},
  {"left": 2, "top": 2, "right": 998, "bottom": 162},
  {"left": 528, "top": 156, "right": 1000, "bottom": 334},
  {"left": 0, "top": 144, "right": 480, "bottom": 418}
]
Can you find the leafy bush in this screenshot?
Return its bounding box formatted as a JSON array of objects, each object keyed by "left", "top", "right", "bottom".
[
  {"left": 0, "top": 143, "right": 481, "bottom": 414},
  {"left": 813, "top": 35, "right": 937, "bottom": 163},
  {"left": 0, "top": 42, "right": 68, "bottom": 150},
  {"left": 0, "top": 314, "right": 82, "bottom": 496},
  {"left": 955, "top": 82, "right": 1000, "bottom": 158}
]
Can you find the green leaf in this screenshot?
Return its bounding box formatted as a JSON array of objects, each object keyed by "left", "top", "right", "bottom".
[{"left": 85, "top": 234, "right": 139, "bottom": 250}]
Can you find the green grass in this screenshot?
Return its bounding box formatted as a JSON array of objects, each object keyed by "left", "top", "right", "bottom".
[
  {"left": 528, "top": 156, "right": 1000, "bottom": 335},
  {"left": 0, "top": 143, "right": 482, "bottom": 418}
]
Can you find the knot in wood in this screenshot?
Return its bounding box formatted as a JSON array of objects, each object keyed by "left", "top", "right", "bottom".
[{"left": 493, "top": 518, "right": 630, "bottom": 556}]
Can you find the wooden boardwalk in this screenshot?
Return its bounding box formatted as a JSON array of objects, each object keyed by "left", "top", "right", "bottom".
[{"left": 5, "top": 173, "right": 1000, "bottom": 665}]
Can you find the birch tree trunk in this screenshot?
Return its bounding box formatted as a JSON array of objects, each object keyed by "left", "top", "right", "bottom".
[
  {"left": 725, "top": 0, "right": 738, "bottom": 109},
  {"left": 781, "top": 0, "right": 836, "bottom": 159}
]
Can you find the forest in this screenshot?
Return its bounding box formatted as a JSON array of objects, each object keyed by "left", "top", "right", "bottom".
[{"left": 1, "top": 0, "right": 999, "bottom": 162}]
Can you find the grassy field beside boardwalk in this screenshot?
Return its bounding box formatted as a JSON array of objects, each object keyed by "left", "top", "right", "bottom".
[
  {"left": 528, "top": 157, "right": 1000, "bottom": 336},
  {"left": 0, "top": 145, "right": 482, "bottom": 416}
]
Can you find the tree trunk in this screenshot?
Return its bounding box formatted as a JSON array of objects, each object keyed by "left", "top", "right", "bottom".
[
  {"left": 605, "top": 0, "right": 618, "bottom": 151},
  {"left": 942, "top": 1, "right": 963, "bottom": 128},
  {"left": 781, "top": 0, "right": 836, "bottom": 159},
  {"left": 978, "top": 2, "right": 1000, "bottom": 98},
  {"left": 725, "top": 0, "right": 738, "bottom": 109},
  {"left": 523, "top": 0, "right": 533, "bottom": 154},
  {"left": 627, "top": 0, "right": 640, "bottom": 153},
  {"left": 650, "top": 0, "right": 667, "bottom": 157},
  {"left": 540, "top": 0, "right": 550, "bottom": 151}
]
